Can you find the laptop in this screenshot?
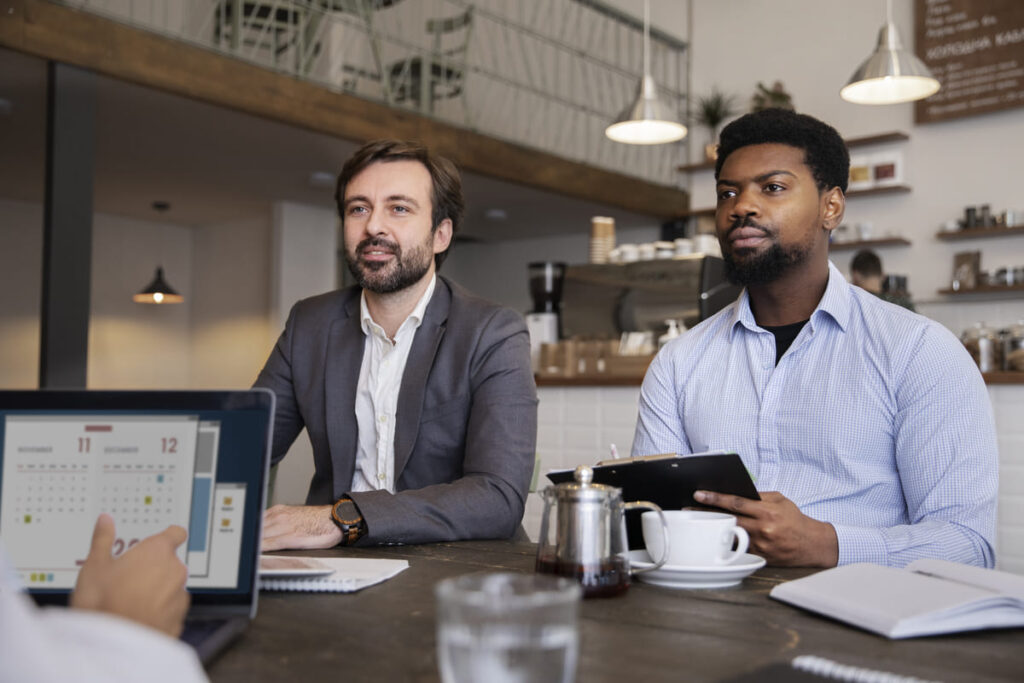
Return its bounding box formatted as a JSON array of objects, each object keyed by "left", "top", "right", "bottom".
[{"left": 0, "top": 389, "right": 275, "bottom": 664}]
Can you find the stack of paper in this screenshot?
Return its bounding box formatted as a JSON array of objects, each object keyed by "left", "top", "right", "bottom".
[{"left": 259, "top": 556, "right": 409, "bottom": 593}]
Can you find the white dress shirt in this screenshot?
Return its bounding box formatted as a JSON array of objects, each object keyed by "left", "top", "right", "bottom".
[
  {"left": 0, "top": 546, "right": 208, "bottom": 683},
  {"left": 632, "top": 261, "right": 997, "bottom": 568},
  {"left": 350, "top": 275, "right": 436, "bottom": 493}
]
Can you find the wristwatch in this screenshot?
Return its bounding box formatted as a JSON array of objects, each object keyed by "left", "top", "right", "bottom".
[{"left": 331, "top": 497, "right": 367, "bottom": 546}]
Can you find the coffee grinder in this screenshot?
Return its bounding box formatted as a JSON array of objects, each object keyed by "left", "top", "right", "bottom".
[{"left": 525, "top": 262, "right": 566, "bottom": 370}]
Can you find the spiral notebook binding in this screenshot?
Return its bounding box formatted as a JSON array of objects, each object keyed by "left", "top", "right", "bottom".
[{"left": 792, "top": 655, "right": 940, "bottom": 683}]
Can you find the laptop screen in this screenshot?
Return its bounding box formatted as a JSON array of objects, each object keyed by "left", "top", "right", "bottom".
[{"left": 0, "top": 390, "right": 273, "bottom": 608}]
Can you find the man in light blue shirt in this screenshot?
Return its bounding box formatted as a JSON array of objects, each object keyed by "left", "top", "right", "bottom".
[{"left": 632, "top": 109, "right": 997, "bottom": 569}]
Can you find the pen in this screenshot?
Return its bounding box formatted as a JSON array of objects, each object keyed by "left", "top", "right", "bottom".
[{"left": 609, "top": 443, "right": 619, "bottom": 460}]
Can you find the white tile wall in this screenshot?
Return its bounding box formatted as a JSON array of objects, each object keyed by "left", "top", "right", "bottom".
[
  {"left": 991, "top": 385, "right": 1024, "bottom": 575},
  {"left": 529, "top": 384, "right": 1024, "bottom": 574}
]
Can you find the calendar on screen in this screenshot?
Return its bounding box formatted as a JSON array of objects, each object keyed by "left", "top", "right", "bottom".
[{"left": 0, "top": 415, "right": 234, "bottom": 588}]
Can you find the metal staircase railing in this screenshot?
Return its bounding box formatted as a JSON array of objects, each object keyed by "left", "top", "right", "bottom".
[{"left": 53, "top": 0, "right": 689, "bottom": 188}]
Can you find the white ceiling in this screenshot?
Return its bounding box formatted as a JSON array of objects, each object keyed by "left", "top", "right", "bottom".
[{"left": 0, "top": 46, "right": 659, "bottom": 241}]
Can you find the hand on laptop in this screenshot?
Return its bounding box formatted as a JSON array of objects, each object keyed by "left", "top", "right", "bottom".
[
  {"left": 71, "top": 513, "right": 191, "bottom": 638},
  {"left": 693, "top": 490, "right": 839, "bottom": 567},
  {"left": 261, "top": 504, "right": 343, "bottom": 551}
]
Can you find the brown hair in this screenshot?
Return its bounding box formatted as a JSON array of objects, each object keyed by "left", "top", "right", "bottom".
[{"left": 335, "top": 139, "right": 464, "bottom": 269}]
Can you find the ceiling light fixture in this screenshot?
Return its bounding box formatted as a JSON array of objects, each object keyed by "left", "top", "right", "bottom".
[
  {"left": 133, "top": 266, "right": 184, "bottom": 304},
  {"left": 605, "top": 0, "right": 687, "bottom": 145},
  {"left": 308, "top": 171, "right": 337, "bottom": 188},
  {"left": 840, "top": 0, "right": 940, "bottom": 105}
]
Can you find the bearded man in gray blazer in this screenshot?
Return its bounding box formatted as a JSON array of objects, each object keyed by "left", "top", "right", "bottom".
[{"left": 257, "top": 140, "right": 538, "bottom": 549}]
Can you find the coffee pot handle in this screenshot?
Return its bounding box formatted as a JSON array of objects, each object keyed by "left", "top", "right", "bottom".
[{"left": 623, "top": 501, "right": 669, "bottom": 573}]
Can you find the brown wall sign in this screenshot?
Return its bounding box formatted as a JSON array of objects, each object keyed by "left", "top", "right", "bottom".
[{"left": 915, "top": 0, "right": 1024, "bottom": 124}]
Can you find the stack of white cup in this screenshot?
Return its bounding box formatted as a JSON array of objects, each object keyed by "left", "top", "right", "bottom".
[{"left": 590, "top": 216, "right": 615, "bottom": 264}]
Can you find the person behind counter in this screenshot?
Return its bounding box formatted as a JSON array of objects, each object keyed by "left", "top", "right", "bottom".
[
  {"left": 849, "top": 248, "right": 915, "bottom": 311},
  {"left": 256, "top": 139, "right": 537, "bottom": 550},
  {"left": 632, "top": 108, "right": 996, "bottom": 569}
]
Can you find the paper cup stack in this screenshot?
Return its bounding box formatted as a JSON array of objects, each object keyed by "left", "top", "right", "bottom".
[{"left": 590, "top": 216, "right": 616, "bottom": 264}]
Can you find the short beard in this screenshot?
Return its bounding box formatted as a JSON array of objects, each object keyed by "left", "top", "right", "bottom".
[
  {"left": 723, "top": 242, "right": 809, "bottom": 286},
  {"left": 345, "top": 235, "right": 434, "bottom": 294}
]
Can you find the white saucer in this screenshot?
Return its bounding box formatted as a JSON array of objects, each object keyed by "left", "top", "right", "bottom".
[{"left": 628, "top": 550, "right": 766, "bottom": 589}]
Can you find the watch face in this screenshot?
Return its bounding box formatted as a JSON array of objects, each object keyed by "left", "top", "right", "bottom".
[{"left": 334, "top": 500, "right": 360, "bottom": 524}]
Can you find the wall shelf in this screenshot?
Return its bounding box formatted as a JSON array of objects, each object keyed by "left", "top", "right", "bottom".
[
  {"left": 936, "top": 225, "right": 1024, "bottom": 241},
  {"left": 536, "top": 372, "right": 1022, "bottom": 387},
  {"left": 674, "top": 207, "right": 715, "bottom": 219},
  {"left": 937, "top": 284, "right": 1024, "bottom": 297},
  {"left": 677, "top": 159, "right": 716, "bottom": 173},
  {"left": 846, "top": 184, "right": 911, "bottom": 199},
  {"left": 983, "top": 372, "right": 1024, "bottom": 385},
  {"left": 844, "top": 131, "right": 910, "bottom": 147},
  {"left": 830, "top": 237, "right": 911, "bottom": 251}
]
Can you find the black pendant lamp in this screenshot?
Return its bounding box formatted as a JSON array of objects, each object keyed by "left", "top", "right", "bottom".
[{"left": 133, "top": 266, "right": 184, "bottom": 304}]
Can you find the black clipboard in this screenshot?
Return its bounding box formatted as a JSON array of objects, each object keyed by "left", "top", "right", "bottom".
[{"left": 545, "top": 451, "right": 760, "bottom": 549}]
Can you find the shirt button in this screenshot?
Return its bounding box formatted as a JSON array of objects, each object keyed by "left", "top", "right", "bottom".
[
  {"left": 378, "top": 473, "right": 386, "bottom": 481},
  {"left": 379, "top": 415, "right": 387, "bottom": 423}
]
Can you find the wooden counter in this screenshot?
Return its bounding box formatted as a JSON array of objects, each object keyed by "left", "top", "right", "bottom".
[{"left": 537, "top": 372, "right": 1024, "bottom": 387}]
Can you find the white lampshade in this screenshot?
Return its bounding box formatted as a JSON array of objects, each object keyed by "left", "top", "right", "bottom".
[
  {"left": 841, "top": 15, "right": 939, "bottom": 105},
  {"left": 605, "top": 0, "right": 686, "bottom": 145},
  {"left": 606, "top": 75, "right": 687, "bottom": 145}
]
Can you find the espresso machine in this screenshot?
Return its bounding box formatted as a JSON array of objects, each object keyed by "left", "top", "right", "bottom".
[{"left": 525, "top": 262, "right": 566, "bottom": 370}]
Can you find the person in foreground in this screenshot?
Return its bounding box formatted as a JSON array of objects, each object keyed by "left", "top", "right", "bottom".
[
  {"left": 0, "top": 514, "right": 207, "bottom": 682},
  {"left": 257, "top": 139, "right": 537, "bottom": 550},
  {"left": 631, "top": 109, "right": 997, "bottom": 569},
  {"left": 849, "top": 248, "right": 915, "bottom": 311}
]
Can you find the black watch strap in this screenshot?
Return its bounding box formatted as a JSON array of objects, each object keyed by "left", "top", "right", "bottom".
[{"left": 331, "top": 497, "right": 367, "bottom": 546}]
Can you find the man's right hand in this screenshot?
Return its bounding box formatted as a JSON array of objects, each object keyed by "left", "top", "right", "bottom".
[
  {"left": 71, "top": 514, "right": 191, "bottom": 638},
  {"left": 261, "top": 504, "right": 343, "bottom": 551}
]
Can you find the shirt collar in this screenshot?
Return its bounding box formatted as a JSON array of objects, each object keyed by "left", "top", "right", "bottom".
[
  {"left": 729, "top": 260, "right": 851, "bottom": 335},
  {"left": 360, "top": 273, "right": 437, "bottom": 339}
]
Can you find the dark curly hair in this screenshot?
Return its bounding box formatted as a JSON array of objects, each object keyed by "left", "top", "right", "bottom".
[
  {"left": 714, "top": 109, "right": 849, "bottom": 193},
  {"left": 335, "top": 139, "right": 464, "bottom": 270}
]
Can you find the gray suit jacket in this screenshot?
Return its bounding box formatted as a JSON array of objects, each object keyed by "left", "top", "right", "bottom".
[{"left": 255, "top": 277, "right": 538, "bottom": 544}]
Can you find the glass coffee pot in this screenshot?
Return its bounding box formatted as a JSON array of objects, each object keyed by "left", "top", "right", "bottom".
[{"left": 535, "top": 465, "right": 668, "bottom": 598}]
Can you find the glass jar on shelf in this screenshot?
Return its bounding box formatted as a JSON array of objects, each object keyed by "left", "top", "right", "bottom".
[
  {"left": 1005, "top": 320, "right": 1024, "bottom": 372},
  {"left": 961, "top": 322, "right": 1001, "bottom": 373}
]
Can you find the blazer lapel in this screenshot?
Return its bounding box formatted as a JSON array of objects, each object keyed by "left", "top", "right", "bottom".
[
  {"left": 324, "top": 294, "right": 364, "bottom": 496},
  {"left": 394, "top": 279, "right": 450, "bottom": 478}
]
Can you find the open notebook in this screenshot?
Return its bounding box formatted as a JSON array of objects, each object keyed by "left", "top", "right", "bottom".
[{"left": 770, "top": 559, "right": 1024, "bottom": 639}]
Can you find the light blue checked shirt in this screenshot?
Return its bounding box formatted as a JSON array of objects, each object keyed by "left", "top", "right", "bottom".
[{"left": 632, "top": 262, "right": 997, "bottom": 568}]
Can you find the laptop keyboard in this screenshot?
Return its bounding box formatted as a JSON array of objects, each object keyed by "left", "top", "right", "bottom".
[{"left": 180, "top": 618, "right": 228, "bottom": 648}]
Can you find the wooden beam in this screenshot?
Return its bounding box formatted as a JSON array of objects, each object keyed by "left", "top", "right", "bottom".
[{"left": 0, "top": 0, "right": 690, "bottom": 217}]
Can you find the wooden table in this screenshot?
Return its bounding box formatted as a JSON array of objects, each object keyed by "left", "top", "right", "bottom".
[{"left": 210, "top": 541, "right": 1023, "bottom": 682}]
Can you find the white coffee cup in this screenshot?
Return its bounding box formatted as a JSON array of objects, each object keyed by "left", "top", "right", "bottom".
[{"left": 641, "top": 510, "right": 749, "bottom": 567}]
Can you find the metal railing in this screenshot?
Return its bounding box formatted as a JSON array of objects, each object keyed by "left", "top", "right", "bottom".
[{"left": 55, "top": 0, "right": 688, "bottom": 186}]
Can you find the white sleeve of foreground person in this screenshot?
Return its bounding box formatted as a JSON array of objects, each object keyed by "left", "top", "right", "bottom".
[{"left": 0, "top": 550, "right": 208, "bottom": 683}]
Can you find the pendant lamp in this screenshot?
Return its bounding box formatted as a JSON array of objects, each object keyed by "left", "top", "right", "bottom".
[
  {"left": 133, "top": 266, "right": 184, "bottom": 304},
  {"left": 605, "top": 0, "right": 687, "bottom": 144},
  {"left": 840, "top": 0, "right": 940, "bottom": 105}
]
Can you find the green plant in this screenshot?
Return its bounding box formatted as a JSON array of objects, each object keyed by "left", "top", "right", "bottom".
[
  {"left": 750, "top": 80, "right": 795, "bottom": 112},
  {"left": 694, "top": 88, "right": 738, "bottom": 134}
]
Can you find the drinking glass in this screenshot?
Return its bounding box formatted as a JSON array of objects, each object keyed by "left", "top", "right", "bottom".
[{"left": 435, "top": 572, "right": 581, "bottom": 683}]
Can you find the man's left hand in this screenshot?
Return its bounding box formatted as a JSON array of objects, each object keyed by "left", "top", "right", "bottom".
[
  {"left": 262, "top": 504, "right": 343, "bottom": 552},
  {"left": 693, "top": 490, "right": 838, "bottom": 567}
]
